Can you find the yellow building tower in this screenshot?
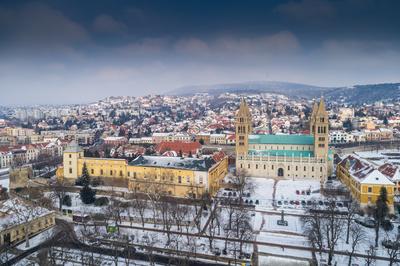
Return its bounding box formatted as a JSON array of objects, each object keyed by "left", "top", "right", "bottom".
[
  {"left": 235, "top": 98, "right": 252, "bottom": 157},
  {"left": 62, "top": 141, "right": 84, "bottom": 181},
  {"left": 311, "top": 98, "right": 329, "bottom": 159}
]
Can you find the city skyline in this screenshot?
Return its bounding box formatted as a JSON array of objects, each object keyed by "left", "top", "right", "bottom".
[{"left": 1, "top": 0, "right": 400, "bottom": 105}]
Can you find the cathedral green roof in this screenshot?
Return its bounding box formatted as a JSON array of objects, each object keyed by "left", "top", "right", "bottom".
[
  {"left": 248, "top": 134, "right": 314, "bottom": 145},
  {"left": 248, "top": 149, "right": 314, "bottom": 157}
]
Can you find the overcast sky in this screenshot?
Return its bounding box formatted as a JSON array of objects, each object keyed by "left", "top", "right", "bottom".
[{"left": 0, "top": 0, "right": 399, "bottom": 105}]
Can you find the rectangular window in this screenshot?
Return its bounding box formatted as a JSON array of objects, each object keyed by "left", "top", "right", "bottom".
[
  {"left": 199, "top": 177, "right": 203, "bottom": 184},
  {"left": 248, "top": 164, "right": 250, "bottom": 169},
  {"left": 256, "top": 164, "right": 258, "bottom": 169},
  {"left": 288, "top": 166, "right": 290, "bottom": 170},
  {"left": 69, "top": 168, "right": 72, "bottom": 174},
  {"left": 120, "top": 170, "right": 123, "bottom": 177},
  {"left": 368, "top": 187, "right": 372, "bottom": 193},
  {"left": 69, "top": 154, "right": 72, "bottom": 158},
  {"left": 128, "top": 172, "right": 130, "bottom": 177},
  {"left": 304, "top": 166, "right": 306, "bottom": 171},
  {"left": 187, "top": 176, "right": 190, "bottom": 183},
  {"left": 178, "top": 176, "right": 182, "bottom": 183},
  {"left": 100, "top": 169, "right": 103, "bottom": 175},
  {"left": 110, "top": 170, "right": 113, "bottom": 176},
  {"left": 264, "top": 165, "right": 266, "bottom": 170},
  {"left": 91, "top": 169, "right": 94, "bottom": 175}
]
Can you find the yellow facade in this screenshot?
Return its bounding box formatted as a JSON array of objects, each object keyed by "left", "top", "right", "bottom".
[
  {"left": 58, "top": 142, "right": 228, "bottom": 198},
  {"left": 337, "top": 164, "right": 394, "bottom": 210},
  {"left": 0, "top": 211, "right": 55, "bottom": 246}
]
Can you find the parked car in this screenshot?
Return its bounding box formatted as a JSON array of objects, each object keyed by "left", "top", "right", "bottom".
[
  {"left": 355, "top": 217, "right": 376, "bottom": 228},
  {"left": 213, "top": 247, "right": 221, "bottom": 256}
]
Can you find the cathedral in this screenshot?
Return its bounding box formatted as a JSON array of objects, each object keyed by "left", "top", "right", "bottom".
[{"left": 235, "top": 98, "right": 333, "bottom": 183}]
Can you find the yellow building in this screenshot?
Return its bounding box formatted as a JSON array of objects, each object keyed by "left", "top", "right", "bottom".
[
  {"left": 57, "top": 141, "right": 228, "bottom": 198},
  {"left": 337, "top": 154, "right": 395, "bottom": 211},
  {"left": 0, "top": 198, "right": 56, "bottom": 246}
]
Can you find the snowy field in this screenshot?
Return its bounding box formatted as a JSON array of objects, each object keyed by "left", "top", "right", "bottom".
[
  {"left": 249, "top": 177, "right": 274, "bottom": 208},
  {"left": 259, "top": 256, "right": 310, "bottom": 266}
]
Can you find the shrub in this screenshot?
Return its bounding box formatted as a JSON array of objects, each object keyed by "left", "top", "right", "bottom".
[
  {"left": 80, "top": 185, "right": 96, "bottom": 204},
  {"left": 62, "top": 195, "right": 72, "bottom": 207},
  {"left": 94, "top": 196, "right": 109, "bottom": 206}
]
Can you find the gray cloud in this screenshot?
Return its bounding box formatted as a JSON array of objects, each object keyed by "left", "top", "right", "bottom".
[
  {"left": 93, "top": 14, "right": 128, "bottom": 34},
  {"left": 276, "top": 0, "right": 336, "bottom": 21},
  {"left": 0, "top": 1, "right": 399, "bottom": 105}
]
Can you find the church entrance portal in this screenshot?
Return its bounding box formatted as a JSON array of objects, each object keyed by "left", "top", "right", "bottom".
[{"left": 278, "top": 168, "right": 284, "bottom": 177}]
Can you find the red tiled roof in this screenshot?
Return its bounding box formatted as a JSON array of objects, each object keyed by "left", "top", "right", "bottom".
[
  {"left": 155, "top": 141, "right": 201, "bottom": 155},
  {"left": 212, "top": 151, "right": 226, "bottom": 162},
  {"left": 379, "top": 163, "right": 398, "bottom": 179}
]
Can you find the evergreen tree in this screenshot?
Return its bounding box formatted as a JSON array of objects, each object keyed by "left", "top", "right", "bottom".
[
  {"left": 373, "top": 186, "right": 389, "bottom": 247},
  {"left": 76, "top": 163, "right": 90, "bottom": 186},
  {"left": 62, "top": 195, "right": 72, "bottom": 207},
  {"left": 80, "top": 184, "right": 96, "bottom": 204},
  {"left": 383, "top": 117, "right": 389, "bottom": 126}
]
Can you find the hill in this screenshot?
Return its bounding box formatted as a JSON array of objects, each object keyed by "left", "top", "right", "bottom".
[
  {"left": 168, "top": 81, "right": 400, "bottom": 104},
  {"left": 168, "top": 81, "right": 333, "bottom": 99},
  {"left": 324, "top": 83, "right": 400, "bottom": 104}
]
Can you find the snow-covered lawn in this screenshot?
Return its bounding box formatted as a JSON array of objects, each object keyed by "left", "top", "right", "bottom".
[
  {"left": 248, "top": 177, "right": 274, "bottom": 208},
  {"left": 263, "top": 214, "right": 303, "bottom": 234},
  {"left": 16, "top": 227, "right": 54, "bottom": 251},
  {"left": 259, "top": 255, "right": 310, "bottom": 266}
]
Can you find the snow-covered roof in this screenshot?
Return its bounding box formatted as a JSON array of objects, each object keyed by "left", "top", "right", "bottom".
[
  {"left": 0, "top": 198, "right": 53, "bottom": 230},
  {"left": 129, "top": 155, "right": 216, "bottom": 171},
  {"left": 339, "top": 154, "right": 395, "bottom": 185}
]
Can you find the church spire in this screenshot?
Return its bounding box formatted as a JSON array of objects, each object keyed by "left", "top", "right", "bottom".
[{"left": 236, "top": 98, "right": 252, "bottom": 157}]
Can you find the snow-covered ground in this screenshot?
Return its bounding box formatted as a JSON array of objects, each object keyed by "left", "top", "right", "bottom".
[
  {"left": 259, "top": 256, "right": 310, "bottom": 266},
  {"left": 249, "top": 177, "right": 274, "bottom": 208},
  {"left": 0, "top": 176, "right": 9, "bottom": 189},
  {"left": 16, "top": 227, "right": 54, "bottom": 251},
  {"left": 353, "top": 149, "right": 400, "bottom": 166}
]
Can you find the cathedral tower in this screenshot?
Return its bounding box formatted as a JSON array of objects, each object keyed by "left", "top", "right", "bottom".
[
  {"left": 235, "top": 98, "right": 252, "bottom": 156},
  {"left": 311, "top": 98, "right": 329, "bottom": 159}
]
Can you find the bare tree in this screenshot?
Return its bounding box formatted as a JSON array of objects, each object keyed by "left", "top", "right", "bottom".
[
  {"left": 322, "top": 199, "right": 345, "bottom": 266},
  {"left": 106, "top": 197, "right": 124, "bottom": 234},
  {"left": 206, "top": 206, "right": 220, "bottom": 250},
  {"left": 302, "top": 199, "right": 345, "bottom": 265},
  {"left": 364, "top": 245, "right": 376, "bottom": 266},
  {"left": 132, "top": 194, "right": 147, "bottom": 227},
  {"left": 302, "top": 203, "right": 324, "bottom": 253},
  {"left": 50, "top": 177, "right": 68, "bottom": 211},
  {"left": 142, "top": 233, "right": 158, "bottom": 266},
  {"left": 345, "top": 201, "right": 359, "bottom": 244},
  {"left": 232, "top": 169, "right": 254, "bottom": 202},
  {"left": 347, "top": 223, "right": 367, "bottom": 266}
]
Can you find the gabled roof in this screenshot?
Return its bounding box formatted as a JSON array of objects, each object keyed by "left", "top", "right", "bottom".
[
  {"left": 379, "top": 163, "right": 400, "bottom": 181},
  {"left": 249, "top": 134, "right": 314, "bottom": 145},
  {"left": 340, "top": 154, "right": 395, "bottom": 185},
  {"left": 155, "top": 141, "right": 201, "bottom": 155}
]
